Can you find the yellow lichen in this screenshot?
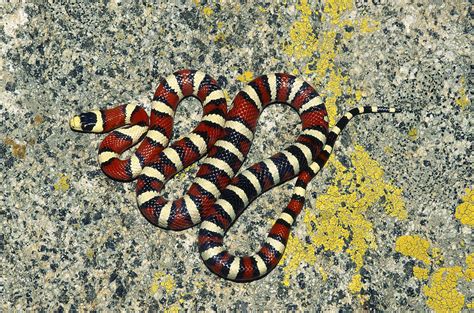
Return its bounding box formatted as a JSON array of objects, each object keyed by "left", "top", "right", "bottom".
[
  {"left": 395, "top": 235, "right": 431, "bottom": 265},
  {"left": 408, "top": 128, "right": 418, "bottom": 141},
  {"left": 85, "top": 248, "right": 94, "bottom": 260},
  {"left": 281, "top": 145, "right": 405, "bottom": 286},
  {"left": 308, "top": 29, "right": 337, "bottom": 80},
  {"left": 348, "top": 274, "right": 363, "bottom": 294},
  {"left": 423, "top": 267, "right": 465, "bottom": 313},
  {"left": 283, "top": 0, "right": 318, "bottom": 60},
  {"left": 395, "top": 236, "right": 472, "bottom": 312},
  {"left": 236, "top": 71, "right": 254, "bottom": 83},
  {"left": 455, "top": 188, "right": 474, "bottom": 227},
  {"left": 202, "top": 6, "right": 213, "bottom": 16},
  {"left": 455, "top": 76, "right": 470, "bottom": 109},
  {"left": 322, "top": 68, "right": 345, "bottom": 126},
  {"left": 413, "top": 266, "right": 430, "bottom": 281},
  {"left": 465, "top": 253, "right": 474, "bottom": 281},
  {"left": 283, "top": 1, "right": 382, "bottom": 127},
  {"left": 305, "top": 207, "right": 349, "bottom": 253},
  {"left": 164, "top": 304, "right": 181, "bottom": 313},
  {"left": 319, "top": 266, "right": 328, "bottom": 281},
  {"left": 383, "top": 146, "right": 394, "bottom": 154},
  {"left": 359, "top": 18, "right": 380, "bottom": 33},
  {"left": 150, "top": 271, "right": 175, "bottom": 295},
  {"left": 161, "top": 277, "right": 175, "bottom": 294},
  {"left": 384, "top": 186, "right": 408, "bottom": 219},
  {"left": 416, "top": 262, "right": 472, "bottom": 310},
  {"left": 213, "top": 32, "right": 227, "bottom": 43},
  {"left": 280, "top": 232, "right": 317, "bottom": 287},
  {"left": 281, "top": 1, "right": 406, "bottom": 292},
  {"left": 430, "top": 247, "right": 444, "bottom": 265},
  {"left": 150, "top": 271, "right": 181, "bottom": 312},
  {"left": 309, "top": 145, "right": 405, "bottom": 273},
  {"left": 149, "top": 280, "right": 159, "bottom": 295},
  {"left": 323, "top": 0, "right": 353, "bottom": 26},
  {"left": 257, "top": 5, "right": 267, "bottom": 13},
  {"left": 54, "top": 174, "right": 70, "bottom": 191}
]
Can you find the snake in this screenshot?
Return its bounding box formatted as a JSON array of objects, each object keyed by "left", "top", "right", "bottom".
[{"left": 70, "top": 69, "right": 398, "bottom": 282}]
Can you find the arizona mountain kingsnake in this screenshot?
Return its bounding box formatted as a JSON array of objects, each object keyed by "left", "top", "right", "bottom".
[{"left": 70, "top": 69, "right": 398, "bottom": 282}]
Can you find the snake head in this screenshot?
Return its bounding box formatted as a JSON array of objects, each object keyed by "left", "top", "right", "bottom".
[{"left": 69, "top": 111, "right": 100, "bottom": 132}]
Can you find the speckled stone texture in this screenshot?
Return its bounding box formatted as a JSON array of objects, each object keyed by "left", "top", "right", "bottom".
[{"left": 1, "top": 1, "right": 472, "bottom": 311}]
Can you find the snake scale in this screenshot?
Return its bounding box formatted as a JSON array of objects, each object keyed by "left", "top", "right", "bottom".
[{"left": 70, "top": 69, "right": 398, "bottom": 282}]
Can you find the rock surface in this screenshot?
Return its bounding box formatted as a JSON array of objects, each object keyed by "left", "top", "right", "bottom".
[{"left": 2, "top": 1, "right": 472, "bottom": 311}]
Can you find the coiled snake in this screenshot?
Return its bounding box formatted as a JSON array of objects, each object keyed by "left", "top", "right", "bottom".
[{"left": 70, "top": 69, "right": 398, "bottom": 282}]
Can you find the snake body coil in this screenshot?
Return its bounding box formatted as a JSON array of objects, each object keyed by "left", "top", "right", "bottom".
[{"left": 70, "top": 69, "right": 398, "bottom": 282}]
